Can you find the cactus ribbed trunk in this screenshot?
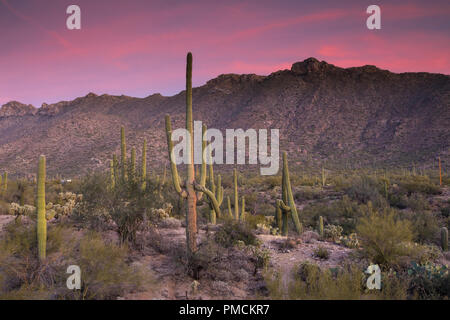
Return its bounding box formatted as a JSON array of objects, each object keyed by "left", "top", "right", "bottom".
[
  {"left": 2, "top": 172, "right": 7, "bottom": 193},
  {"left": 234, "top": 169, "right": 239, "bottom": 220},
  {"left": 439, "top": 157, "right": 442, "bottom": 186},
  {"left": 110, "top": 159, "right": 115, "bottom": 189},
  {"left": 113, "top": 154, "right": 118, "bottom": 185},
  {"left": 142, "top": 139, "right": 147, "bottom": 191},
  {"left": 37, "top": 156, "right": 46, "bottom": 261},
  {"left": 130, "top": 147, "right": 136, "bottom": 182},
  {"left": 227, "top": 196, "right": 232, "bottom": 218},
  {"left": 185, "top": 52, "right": 197, "bottom": 257},
  {"left": 441, "top": 227, "right": 448, "bottom": 251},
  {"left": 121, "top": 126, "right": 127, "bottom": 182},
  {"left": 319, "top": 216, "right": 324, "bottom": 238},
  {"left": 240, "top": 196, "right": 245, "bottom": 221}
]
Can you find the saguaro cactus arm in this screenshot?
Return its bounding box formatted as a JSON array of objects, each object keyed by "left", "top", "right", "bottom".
[
  {"left": 165, "top": 114, "right": 185, "bottom": 197},
  {"left": 194, "top": 183, "right": 222, "bottom": 217}
]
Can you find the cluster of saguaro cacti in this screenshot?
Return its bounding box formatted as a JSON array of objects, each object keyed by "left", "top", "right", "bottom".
[
  {"left": 275, "top": 152, "right": 302, "bottom": 236},
  {"left": 226, "top": 169, "right": 245, "bottom": 220},
  {"left": 37, "top": 155, "right": 47, "bottom": 261},
  {"left": 165, "top": 52, "right": 222, "bottom": 264},
  {"left": 110, "top": 126, "right": 148, "bottom": 191},
  {"left": 441, "top": 227, "right": 448, "bottom": 251}
]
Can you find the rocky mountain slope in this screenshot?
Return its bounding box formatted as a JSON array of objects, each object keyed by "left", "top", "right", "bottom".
[{"left": 0, "top": 58, "right": 449, "bottom": 177}]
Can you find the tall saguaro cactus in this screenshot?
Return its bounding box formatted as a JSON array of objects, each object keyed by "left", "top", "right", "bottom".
[
  {"left": 438, "top": 157, "right": 442, "bottom": 186},
  {"left": 275, "top": 152, "right": 302, "bottom": 236},
  {"left": 2, "top": 172, "right": 7, "bottom": 193},
  {"left": 441, "top": 227, "right": 448, "bottom": 251},
  {"left": 165, "top": 52, "right": 221, "bottom": 264},
  {"left": 110, "top": 159, "right": 115, "bottom": 189},
  {"left": 130, "top": 147, "right": 136, "bottom": 182},
  {"left": 37, "top": 155, "right": 47, "bottom": 261},
  {"left": 233, "top": 169, "right": 239, "bottom": 220},
  {"left": 141, "top": 139, "right": 147, "bottom": 191},
  {"left": 121, "top": 126, "right": 127, "bottom": 182}
]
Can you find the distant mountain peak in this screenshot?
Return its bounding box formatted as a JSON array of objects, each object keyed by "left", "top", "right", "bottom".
[{"left": 0, "top": 101, "right": 36, "bottom": 117}]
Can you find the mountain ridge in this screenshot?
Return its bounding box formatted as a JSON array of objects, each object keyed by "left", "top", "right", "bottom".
[{"left": 1, "top": 58, "right": 449, "bottom": 177}]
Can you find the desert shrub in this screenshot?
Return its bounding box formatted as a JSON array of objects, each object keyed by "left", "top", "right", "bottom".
[
  {"left": 398, "top": 176, "right": 441, "bottom": 196},
  {"left": 244, "top": 213, "right": 268, "bottom": 230},
  {"left": 264, "top": 262, "right": 408, "bottom": 300},
  {"left": 407, "top": 262, "right": 449, "bottom": 299},
  {"left": 256, "top": 203, "right": 275, "bottom": 216},
  {"left": 66, "top": 232, "right": 144, "bottom": 299},
  {"left": 0, "top": 222, "right": 144, "bottom": 300},
  {"left": 214, "top": 220, "right": 258, "bottom": 248},
  {"left": 302, "top": 196, "right": 361, "bottom": 234},
  {"left": 409, "top": 211, "right": 439, "bottom": 244},
  {"left": 356, "top": 207, "right": 414, "bottom": 267},
  {"left": 345, "top": 176, "right": 386, "bottom": 207},
  {"left": 289, "top": 263, "right": 364, "bottom": 299},
  {"left": 313, "top": 246, "right": 329, "bottom": 260},
  {"left": 294, "top": 187, "right": 323, "bottom": 201},
  {"left": 72, "top": 173, "right": 162, "bottom": 244}
]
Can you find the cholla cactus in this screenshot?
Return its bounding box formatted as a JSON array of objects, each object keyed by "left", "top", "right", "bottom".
[{"left": 8, "top": 203, "right": 36, "bottom": 221}]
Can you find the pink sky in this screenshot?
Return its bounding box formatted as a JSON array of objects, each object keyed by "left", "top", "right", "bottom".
[{"left": 0, "top": 0, "right": 449, "bottom": 106}]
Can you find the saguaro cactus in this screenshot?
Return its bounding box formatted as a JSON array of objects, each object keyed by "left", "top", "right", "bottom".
[
  {"left": 0, "top": 174, "right": 2, "bottom": 195},
  {"left": 113, "top": 154, "right": 118, "bottom": 184},
  {"left": 110, "top": 159, "right": 115, "bottom": 189},
  {"left": 321, "top": 167, "right": 326, "bottom": 187},
  {"left": 441, "top": 227, "right": 448, "bottom": 251},
  {"left": 121, "top": 126, "right": 127, "bottom": 182},
  {"left": 207, "top": 159, "right": 223, "bottom": 224},
  {"left": 227, "top": 196, "right": 232, "bottom": 218},
  {"left": 37, "top": 155, "right": 47, "bottom": 261},
  {"left": 141, "top": 139, "right": 147, "bottom": 191},
  {"left": 439, "top": 157, "right": 442, "bottom": 186},
  {"left": 165, "top": 52, "right": 221, "bottom": 265},
  {"left": 240, "top": 196, "right": 246, "bottom": 221},
  {"left": 2, "top": 172, "right": 7, "bottom": 193},
  {"left": 233, "top": 169, "right": 239, "bottom": 220},
  {"left": 130, "top": 147, "right": 136, "bottom": 182},
  {"left": 275, "top": 152, "right": 302, "bottom": 236},
  {"left": 319, "top": 216, "right": 324, "bottom": 238}
]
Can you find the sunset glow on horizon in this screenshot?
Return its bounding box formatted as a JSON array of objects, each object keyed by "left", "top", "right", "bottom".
[{"left": 1, "top": 0, "right": 449, "bottom": 107}]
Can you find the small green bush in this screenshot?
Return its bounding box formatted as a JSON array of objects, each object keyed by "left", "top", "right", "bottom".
[
  {"left": 313, "top": 246, "right": 330, "bottom": 260},
  {"left": 356, "top": 207, "right": 414, "bottom": 267},
  {"left": 214, "top": 220, "right": 258, "bottom": 248}
]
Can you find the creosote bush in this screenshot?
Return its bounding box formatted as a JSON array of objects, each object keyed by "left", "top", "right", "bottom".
[{"left": 214, "top": 219, "right": 259, "bottom": 248}]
